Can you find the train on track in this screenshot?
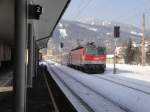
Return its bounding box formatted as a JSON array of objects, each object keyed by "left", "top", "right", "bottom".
[{"left": 67, "top": 43, "right": 106, "bottom": 73}]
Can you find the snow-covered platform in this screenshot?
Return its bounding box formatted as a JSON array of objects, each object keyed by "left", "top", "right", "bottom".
[{"left": 43, "top": 61, "right": 150, "bottom": 112}]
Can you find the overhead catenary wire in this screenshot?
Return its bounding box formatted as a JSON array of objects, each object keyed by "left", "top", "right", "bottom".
[
  {"left": 63, "top": 0, "right": 90, "bottom": 20},
  {"left": 73, "top": 0, "right": 95, "bottom": 20},
  {"left": 117, "top": 0, "right": 150, "bottom": 23},
  {"left": 79, "top": 0, "right": 150, "bottom": 24},
  {"left": 68, "top": 0, "right": 87, "bottom": 19}
]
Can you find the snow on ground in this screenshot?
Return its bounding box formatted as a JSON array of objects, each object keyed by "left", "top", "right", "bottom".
[
  {"left": 78, "top": 23, "right": 98, "bottom": 32},
  {"left": 48, "top": 63, "right": 125, "bottom": 112},
  {"left": 106, "top": 64, "right": 150, "bottom": 82},
  {"left": 46, "top": 63, "right": 90, "bottom": 112},
  {"left": 45, "top": 60, "right": 150, "bottom": 112}
]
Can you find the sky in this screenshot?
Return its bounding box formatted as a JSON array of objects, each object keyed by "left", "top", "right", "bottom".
[{"left": 63, "top": 0, "right": 150, "bottom": 29}]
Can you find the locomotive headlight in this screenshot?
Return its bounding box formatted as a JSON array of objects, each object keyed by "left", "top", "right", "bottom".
[
  {"left": 99, "top": 55, "right": 106, "bottom": 60},
  {"left": 94, "top": 57, "right": 99, "bottom": 60},
  {"left": 82, "top": 56, "right": 85, "bottom": 60}
]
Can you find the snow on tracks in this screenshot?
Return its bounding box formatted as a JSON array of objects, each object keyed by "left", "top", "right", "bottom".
[
  {"left": 107, "top": 64, "right": 150, "bottom": 76},
  {"left": 45, "top": 60, "right": 150, "bottom": 112},
  {"left": 46, "top": 62, "right": 126, "bottom": 112}
]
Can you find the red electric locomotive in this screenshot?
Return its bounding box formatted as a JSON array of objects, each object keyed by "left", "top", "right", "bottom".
[{"left": 68, "top": 43, "right": 106, "bottom": 73}]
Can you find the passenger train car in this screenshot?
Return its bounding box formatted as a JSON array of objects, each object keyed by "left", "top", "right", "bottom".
[{"left": 68, "top": 43, "right": 106, "bottom": 73}]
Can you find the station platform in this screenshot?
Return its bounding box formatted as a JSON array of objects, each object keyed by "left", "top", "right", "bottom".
[
  {"left": 0, "top": 66, "right": 76, "bottom": 112},
  {"left": 0, "top": 67, "right": 51, "bottom": 112},
  {"left": 0, "top": 70, "right": 13, "bottom": 112}
]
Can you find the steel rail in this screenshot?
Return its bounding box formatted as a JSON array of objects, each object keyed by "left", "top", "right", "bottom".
[
  {"left": 97, "top": 75, "right": 150, "bottom": 89},
  {"left": 93, "top": 75, "right": 150, "bottom": 95},
  {"left": 66, "top": 66, "right": 150, "bottom": 95}
]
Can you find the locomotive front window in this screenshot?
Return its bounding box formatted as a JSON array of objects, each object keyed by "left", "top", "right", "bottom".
[
  {"left": 97, "top": 47, "right": 106, "bottom": 55},
  {"left": 86, "top": 47, "right": 106, "bottom": 55},
  {"left": 86, "top": 47, "right": 98, "bottom": 55}
]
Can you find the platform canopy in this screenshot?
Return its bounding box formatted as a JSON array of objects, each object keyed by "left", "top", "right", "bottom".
[
  {"left": 36, "top": 37, "right": 50, "bottom": 49},
  {"left": 0, "top": 0, "right": 70, "bottom": 48},
  {"left": 33, "top": 0, "right": 70, "bottom": 49}
]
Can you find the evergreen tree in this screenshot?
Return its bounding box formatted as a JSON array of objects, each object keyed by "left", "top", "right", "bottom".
[
  {"left": 146, "top": 46, "right": 150, "bottom": 64},
  {"left": 124, "top": 39, "right": 134, "bottom": 64},
  {"left": 133, "top": 47, "right": 141, "bottom": 64}
]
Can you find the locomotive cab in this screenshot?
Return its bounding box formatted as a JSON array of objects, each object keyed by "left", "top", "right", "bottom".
[
  {"left": 68, "top": 43, "right": 106, "bottom": 74},
  {"left": 82, "top": 45, "right": 106, "bottom": 73}
]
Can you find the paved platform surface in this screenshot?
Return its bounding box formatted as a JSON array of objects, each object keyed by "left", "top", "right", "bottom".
[
  {"left": 27, "top": 68, "right": 53, "bottom": 112},
  {"left": 0, "top": 67, "right": 77, "bottom": 112},
  {"left": 0, "top": 70, "right": 13, "bottom": 112},
  {"left": 0, "top": 89, "right": 13, "bottom": 112},
  {"left": 0, "top": 68, "right": 52, "bottom": 112}
]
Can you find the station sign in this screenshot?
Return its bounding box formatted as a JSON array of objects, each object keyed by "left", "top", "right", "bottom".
[{"left": 28, "top": 4, "right": 43, "bottom": 20}]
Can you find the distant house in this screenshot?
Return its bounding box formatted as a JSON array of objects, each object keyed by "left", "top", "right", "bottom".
[
  {"left": 106, "top": 54, "right": 114, "bottom": 64},
  {"left": 106, "top": 46, "right": 126, "bottom": 64},
  {"left": 145, "top": 40, "right": 150, "bottom": 52},
  {"left": 106, "top": 54, "right": 125, "bottom": 64}
]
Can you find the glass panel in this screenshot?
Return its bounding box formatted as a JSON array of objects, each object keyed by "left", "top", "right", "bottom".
[
  {"left": 97, "top": 47, "right": 106, "bottom": 55},
  {"left": 86, "top": 47, "right": 97, "bottom": 55}
]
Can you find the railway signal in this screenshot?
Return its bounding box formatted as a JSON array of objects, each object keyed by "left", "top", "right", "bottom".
[
  {"left": 60, "top": 42, "right": 64, "bottom": 48},
  {"left": 114, "top": 26, "right": 120, "bottom": 38},
  {"left": 60, "top": 42, "right": 64, "bottom": 64},
  {"left": 113, "top": 26, "right": 120, "bottom": 74}
]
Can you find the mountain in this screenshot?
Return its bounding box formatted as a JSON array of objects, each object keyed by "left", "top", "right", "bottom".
[{"left": 47, "top": 19, "right": 150, "bottom": 54}]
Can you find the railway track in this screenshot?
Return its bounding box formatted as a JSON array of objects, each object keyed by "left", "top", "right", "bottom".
[
  {"left": 66, "top": 65, "right": 150, "bottom": 95},
  {"left": 49, "top": 68, "right": 95, "bottom": 112},
  {"left": 44, "top": 61, "right": 150, "bottom": 112},
  {"left": 47, "top": 63, "right": 128, "bottom": 112},
  {"left": 94, "top": 75, "right": 150, "bottom": 95}
]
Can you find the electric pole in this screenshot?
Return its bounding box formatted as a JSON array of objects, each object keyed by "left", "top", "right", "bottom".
[{"left": 141, "top": 13, "right": 145, "bottom": 66}]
